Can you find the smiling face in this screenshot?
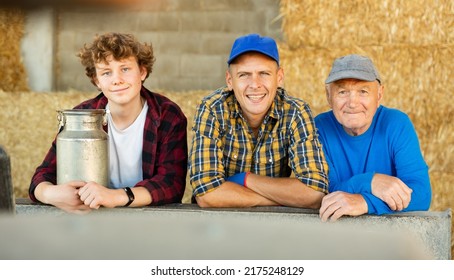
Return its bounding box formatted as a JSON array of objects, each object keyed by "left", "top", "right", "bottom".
[
  {"left": 94, "top": 55, "right": 147, "bottom": 108},
  {"left": 326, "top": 78, "right": 384, "bottom": 136},
  {"left": 226, "top": 52, "right": 283, "bottom": 128}
]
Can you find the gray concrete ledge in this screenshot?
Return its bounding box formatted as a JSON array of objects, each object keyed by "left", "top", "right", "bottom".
[{"left": 1, "top": 198, "right": 451, "bottom": 260}]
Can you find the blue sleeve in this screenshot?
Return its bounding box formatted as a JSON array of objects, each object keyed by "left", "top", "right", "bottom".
[
  {"left": 328, "top": 169, "right": 374, "bottom": 194},
  {"left": 362, "top": 193, "right": 392, "bottom": 215},
  {"left": 364, "top": 113, "right": 431, "bottom": 215},
  {"left": 390, "top": 114, "right": 432, "bottom": 212}
]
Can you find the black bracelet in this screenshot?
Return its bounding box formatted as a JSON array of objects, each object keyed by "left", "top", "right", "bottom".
[{"left": 123, "top": 187, "right": 135, "bottom": 207}]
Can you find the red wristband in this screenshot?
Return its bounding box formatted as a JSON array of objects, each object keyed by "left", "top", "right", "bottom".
[{"left": 244, "top": 171, "right": 251, "bottom": 188}]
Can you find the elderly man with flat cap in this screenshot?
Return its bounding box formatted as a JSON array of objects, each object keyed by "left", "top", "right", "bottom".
[
  {"left": 189, "top": 33, "right": 329, "bottom": 208},
  {"left": 316, "top": 54, "right": 432, "bottom": 221}
]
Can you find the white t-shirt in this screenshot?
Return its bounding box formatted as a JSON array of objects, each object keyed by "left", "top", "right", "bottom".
[{"left": 106, "top": 102, "right": 148, "bottom": 189}]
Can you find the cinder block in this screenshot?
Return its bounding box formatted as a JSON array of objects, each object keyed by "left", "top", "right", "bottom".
[
  {"left": 154, "top": 32, "right": 201, "bottom": 54},
  {"left": 199, "top": 34, "right": 238, "bottom": 55},
  {"left": 137, "top": 12, "right": 181, "bottom": 32},
  {"left": 152, "top": 53, "right": 181, "bottom": 77},
  {"left": 181, "top": 55, "right": 224, "bottom": 77},
  {"left": 135, "top": 0, "right": 180, "bottom": 12},
  {"left": 214, "top": 0, "right": 255, "bottom": 11},
  {"left": 152, "top": 76, "right": 223, "bottom": 92}
]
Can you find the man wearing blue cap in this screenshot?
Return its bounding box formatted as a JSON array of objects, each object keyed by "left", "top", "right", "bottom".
[
  {"left": 316, "top": 54, "right": 432, "bottom": 221},
  {"left": 188, "top": 34, "right": 329, "bottom": 208}
]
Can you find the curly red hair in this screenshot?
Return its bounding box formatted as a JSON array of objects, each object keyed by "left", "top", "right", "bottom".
[{"left": 78, "top": 32, "right": 155, "bottom": 87}]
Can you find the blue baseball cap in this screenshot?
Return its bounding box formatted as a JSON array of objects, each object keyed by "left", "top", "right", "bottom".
[{"left": 227, "top": 34, "right": 279, "bottom": 65}]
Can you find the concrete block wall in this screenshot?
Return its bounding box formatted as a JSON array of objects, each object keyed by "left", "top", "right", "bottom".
[{"left": 53, "top": 0, "right": 282, "bottom": 92}]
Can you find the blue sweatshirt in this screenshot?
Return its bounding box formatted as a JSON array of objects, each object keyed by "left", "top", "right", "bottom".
[{"left": 315, "top": 105, "right": 431, "bottom": 215}]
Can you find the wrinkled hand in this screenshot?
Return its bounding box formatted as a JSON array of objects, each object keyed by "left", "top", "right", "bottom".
[
  {"left": 319, "top": 191, "right": 368, "bottom": 222},
  {"left": 78, "top": 181, "right": 119, "bottom": 209},
  {"left": 371, "top": 174, "right": 412, "bottom": 211},
  {"left": 45, "top": 181, "right": 91, "bottom": 214}
]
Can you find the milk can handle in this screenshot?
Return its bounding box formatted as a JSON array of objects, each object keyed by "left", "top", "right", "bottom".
[
  {"left": 103, "top": 109, "right": 109, "bottom": 126},
  {"left": 57, "top": 110, "right": 66, "bottom": 131}
]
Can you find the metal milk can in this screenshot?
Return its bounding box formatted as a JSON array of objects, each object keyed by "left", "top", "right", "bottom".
[{"left": 56, "top": 109, "right": 109, "bottom": 187}]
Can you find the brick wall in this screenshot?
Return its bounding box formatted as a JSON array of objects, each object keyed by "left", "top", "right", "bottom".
[{"left": 55, "top": 0, "right": 282, "bottom": 92}]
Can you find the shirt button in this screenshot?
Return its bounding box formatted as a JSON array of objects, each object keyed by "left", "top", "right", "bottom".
[
  {"left": 269, "top": 158, "right": 273, "bottom": 163},
  {"left": 233, "top": 154, "right": 237, "bottom": 159}
]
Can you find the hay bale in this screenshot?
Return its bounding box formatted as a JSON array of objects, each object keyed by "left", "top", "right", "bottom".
[
  {"left": 429, "top": 171, "right": 454, "bottom": 212},
  {"left": 280, "top": 0, "right": 454, "bottom": 49},
  {"left": 0, "top": 8, "right": 28, "bottom": 92}
]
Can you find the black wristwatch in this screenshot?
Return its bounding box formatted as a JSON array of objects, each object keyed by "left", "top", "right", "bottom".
[{"left": 123, "top": 187, "right": 135, "bottom": 207}]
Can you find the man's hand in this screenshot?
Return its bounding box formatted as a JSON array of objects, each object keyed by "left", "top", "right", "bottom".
[
  {"left": 319, "top": 191, "right": 368, "bottom": 222},
  {"left": 371, "top": 174, "right": 412, "bottom": 211}
]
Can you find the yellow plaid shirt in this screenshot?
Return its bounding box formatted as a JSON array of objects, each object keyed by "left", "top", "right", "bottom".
[{"left": 189, "top": 87, "right": 329, "bottom": 196}]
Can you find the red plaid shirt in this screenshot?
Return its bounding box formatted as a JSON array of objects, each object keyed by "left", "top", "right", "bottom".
[{"left": 29, "top": 86, "right": 188, "bottom": 205}]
